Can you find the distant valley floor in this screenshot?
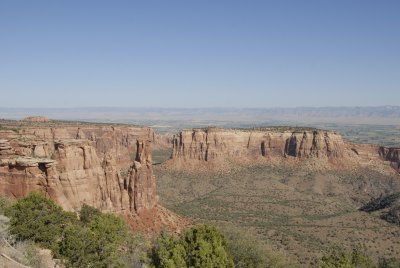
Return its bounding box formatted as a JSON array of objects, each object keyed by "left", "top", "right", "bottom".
[{"left": 154, "top": 151, "right": 400, "bottom": 267}]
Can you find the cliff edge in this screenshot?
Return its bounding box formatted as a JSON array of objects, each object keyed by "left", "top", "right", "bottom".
[
  {"left": 0, "top": 123, "right": 157, "bottom": 214},
  {"left": 169, "top": 127, "right": 400, "bottom": 174}
]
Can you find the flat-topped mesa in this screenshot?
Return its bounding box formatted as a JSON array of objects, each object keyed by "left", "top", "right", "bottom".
[
  {"left": 0, "top": 123, "right": 157, "bottom": 214},
  {"left": 172, "top": 127, "right": 346, "bottom": 162},
  {"left": 21, "top": 116, "right": 49, "bottom": 122}
]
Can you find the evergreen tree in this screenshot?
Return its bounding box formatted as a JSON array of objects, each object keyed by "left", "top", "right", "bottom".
[
  {"left": 151, "top": 224, "right": 234, "bottom": 268},
  {"left": 59, "top": 210, "right": 128, "bottom": 267},
  {"left": 5, "top": 192, "right": 76, "bottom": 252}
]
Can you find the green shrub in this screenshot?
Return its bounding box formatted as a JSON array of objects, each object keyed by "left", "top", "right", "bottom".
[
  {"left": 319, "top": 246, "right": 376, "bottom": 268},
  {"left": 4, "top": 195, "right": 145, "bottom": 267},
  {"left": 5, "top": 192, "right": 76, "bottom": 251},
  {"left": 152, "top": 232, "right": 187, "bottom": 268},
  {"left": 79, "top": 203, "right": 101, "bottom": 224},
  {"left": 0, "top": 195, "right": 13, "bottom": 214},
  {"left": 59, "top": 211, "right": 128, "bottom": 267},
  {"left": 151, "top": 224, "right": 234, "bottom": 268},
  {"left": 183, "top": 224, "right": 234, "bottom": 268}
]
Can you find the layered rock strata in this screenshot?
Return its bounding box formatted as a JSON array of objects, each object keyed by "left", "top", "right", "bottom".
[
  {"left": 171, "top": 128, "right": 400, "bottom": 173},
  {"left": 0, "top": 124, "right": 156, "bottom": 213},
  {"left": 172, "top": 128, "right": 346, "bottom": 161}
]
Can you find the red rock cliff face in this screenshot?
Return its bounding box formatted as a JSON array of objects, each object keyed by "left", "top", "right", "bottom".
[
  {"left": 172, "top": 128, "right": 346, "bottom": 161},
  {"left": 0, "top": 125, "right": 156, "bottom": 213},
  {"left": 22, "top": 125, "right": 151, "bottom": 168},
  {"left": 171, "top": 128, "right": 400, "bottom": 174}
]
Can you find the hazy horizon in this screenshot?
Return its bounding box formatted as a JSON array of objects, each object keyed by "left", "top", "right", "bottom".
[
  {"left": 2, "top": 106, "right": 400, "bottom": 126},
  {"left": 1, "top": 1, "right": 399, "bottom": 108},
  {"left": 1, "top": 105, "right": 400, "bottom": 109}
]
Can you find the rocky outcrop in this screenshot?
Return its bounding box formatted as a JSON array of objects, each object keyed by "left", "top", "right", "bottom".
[
  {"left": 379, "top": 147, "right": 400, "bottom": 172},
  {"left": 172, "top": 128, "right": 346, "bottom": 161},
  {"left": 21, "top": 125, "right": 152, "bottom": 168},
  {"left": 170, "top": 127, "right": 400, "bottom": 174},
  {"left": 0, "top": 123, "right": 157, "bottom": 214},
  {"left": 153, "top": 133, "right": 173, "bottom": 150}
]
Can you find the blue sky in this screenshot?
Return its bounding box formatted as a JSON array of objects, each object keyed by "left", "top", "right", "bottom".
[{"left": 0, "top": 1, "right": 399, "bottom": 108}]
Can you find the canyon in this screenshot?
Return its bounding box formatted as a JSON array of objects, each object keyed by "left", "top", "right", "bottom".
[
  {"left": 1, "top": 119, "right": 400, "bottom": 265},
  {"left": 155, "top": 127, "right": 400, "bottom": 265},
  {"left": 2, "top": 122, "right": 398, "bottom": 212}
]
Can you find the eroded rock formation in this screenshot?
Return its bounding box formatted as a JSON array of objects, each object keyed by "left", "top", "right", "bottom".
[
  {"left": 171, "top": 127, "right": 400, "bottom": 173},
  {"left": 172, "top": 128, "right": 346, "bottom": 161},
  {"left": 0, "top": 123, "right": 156, "bottom": 214}
]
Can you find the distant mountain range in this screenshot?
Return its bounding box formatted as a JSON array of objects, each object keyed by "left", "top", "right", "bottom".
[{"left": 1, "top": 106, "right": 399, "bottom": 124}]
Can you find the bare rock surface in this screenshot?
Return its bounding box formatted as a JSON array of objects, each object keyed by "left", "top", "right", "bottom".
[
  {"left": 170, "top": 127, "right": 400, "bottom": 174},
  {"left": 172, "top": 128, "right": 346, "bottom": 161},
  {"left": 0, "top": 121, "right": 157, "bottom": 215}
]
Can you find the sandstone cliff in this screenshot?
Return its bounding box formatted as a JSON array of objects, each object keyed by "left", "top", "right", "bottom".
[
  {"left": 0, "top": 123, "right": 156, "bottom": 214},
  {"left": 172, "top": 128, "right": 345, "bottom": 161},
  {"left": 21, "top": 124, "right": 152, "bottom": 168},
  {"left": 170, "top": 127, "right": 400, "bottom": 173}
]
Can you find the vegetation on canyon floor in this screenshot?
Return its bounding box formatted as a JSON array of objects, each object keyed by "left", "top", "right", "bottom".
[
  {"left": 360, "top": 193, "right": 400, "bottom": 226},
  {"left": 154, "top": 147, "right": 400, "bottom": 267},
  {"left": 0, "top": 193, "right": 286, "bottom": 267},
  {"left": 1, "top": 192, "right": 400, "bottom": 267}
]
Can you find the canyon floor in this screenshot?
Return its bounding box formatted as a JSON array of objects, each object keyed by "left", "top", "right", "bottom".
[{"left": 154, "top": 149, "right": 400, "bottom": 267}]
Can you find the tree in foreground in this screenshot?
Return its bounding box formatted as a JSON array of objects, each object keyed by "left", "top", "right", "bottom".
[
  {"left": 5, "top": 192, "right": 76, "bottom": 252},
  {"left": 4, "top": 194, "right": 148, "bottom": 268},
  {"left": 151, "top": 224, "right": 234, "bottom": 268},
  {"left": 59, "top": 207, "right": 128, "bottom": 267}
]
